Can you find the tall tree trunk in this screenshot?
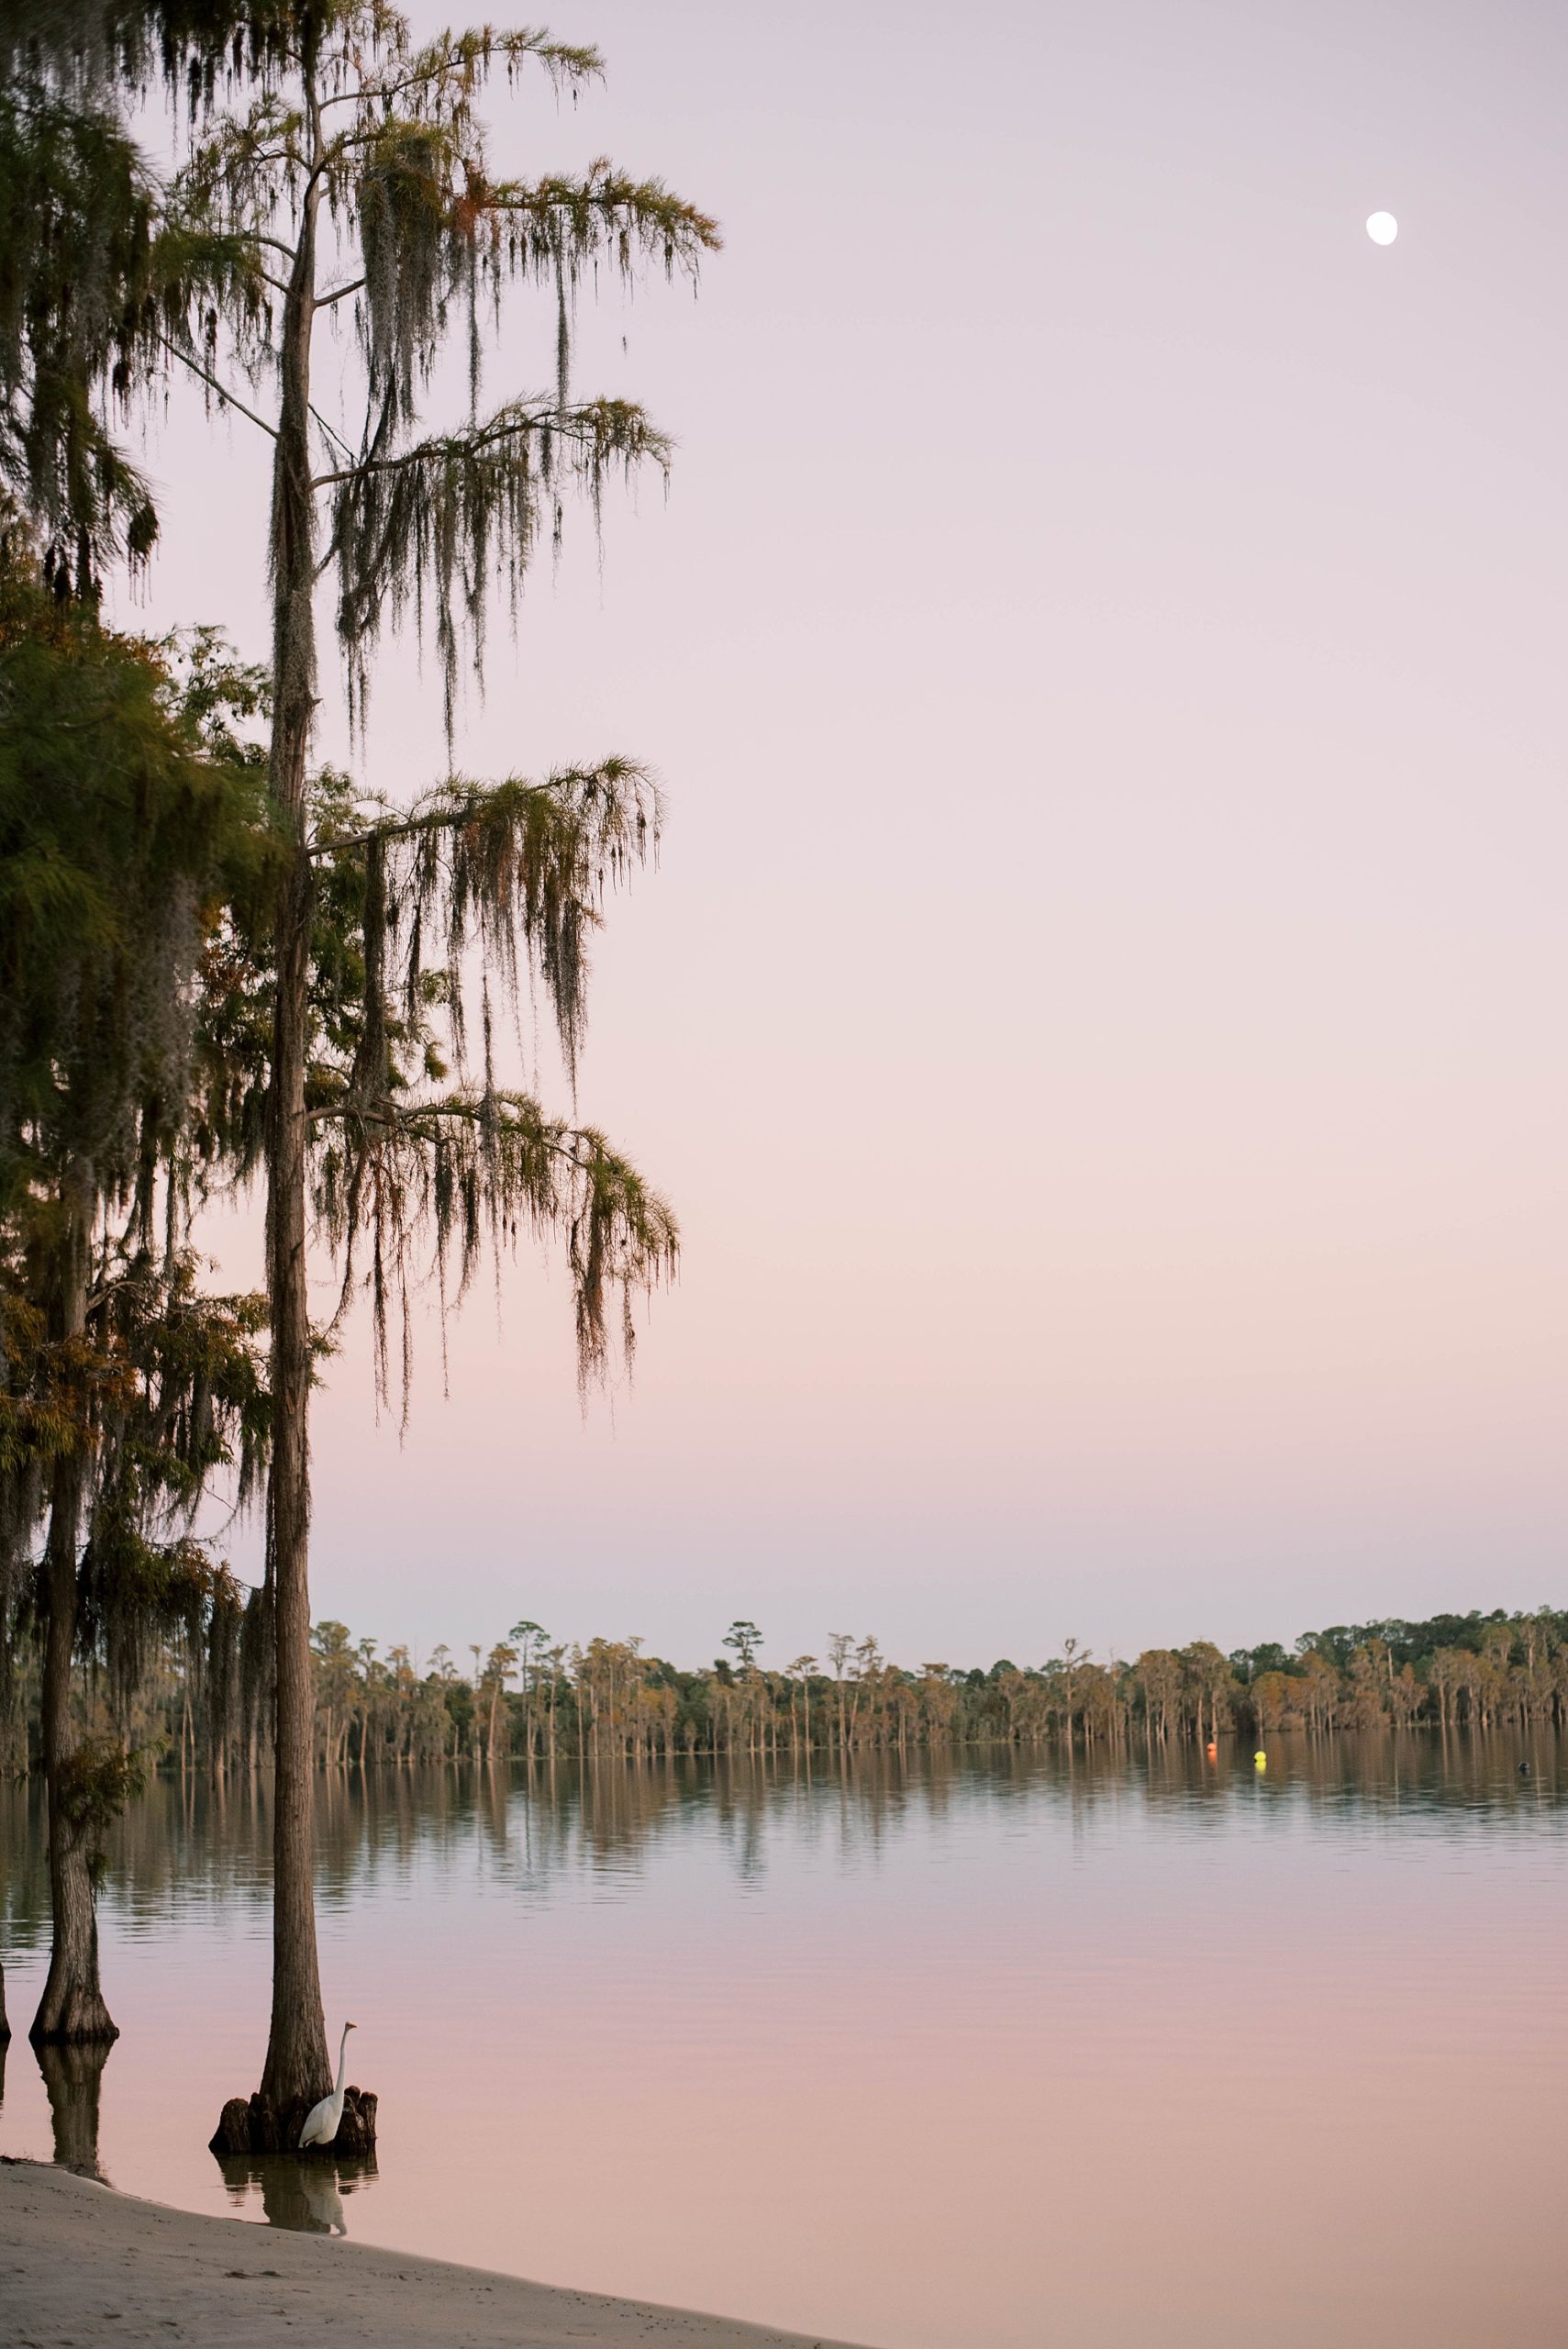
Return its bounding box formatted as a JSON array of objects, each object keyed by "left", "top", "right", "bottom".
[
  {"left": 32, "top": 1174, "right": 115, "bottom": 2046},
  {"left": 31, "top": 1463, "right": 115, "bottom": 2043},
  {"left": 258, "top": 163, "right": 330, "bottom": 2117}
]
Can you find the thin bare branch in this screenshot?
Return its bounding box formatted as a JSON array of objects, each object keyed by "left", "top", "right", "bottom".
[{"left": 155, "top": 334, "right": 278, "bottom": 440}]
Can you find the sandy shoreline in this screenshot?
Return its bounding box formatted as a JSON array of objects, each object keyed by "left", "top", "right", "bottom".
[{"left": 0, "top": 2158, "right": 868, "bottom": 2348}]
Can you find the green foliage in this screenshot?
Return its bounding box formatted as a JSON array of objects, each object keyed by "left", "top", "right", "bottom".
[
  {"left": 1, "top": 1236, "right": 270, "bottom": 1707},
  {"left": 0, "top": 580, "right": 274, "bottom": 1212},
  {"left": 723, "top": 1620, "right": 762, "bottom": 1668},
  {"left": 56, "top": 1731, "right": 150, "bottom": 1887},
  {"left": 1295, "top": 1610, "right": 1518, "bottom": 1671},
  {"left": 1, "top": 2, "right": 308, "bottom": 98},
  {"left": 0, "top": 83, "right": 160, "bottom": 593},
  {"left": 0, "top": 581, "right": 273, "bottom": 1721},
  {"left": 0, "top": 38, "right": 272, "bottom": 597},
  {"left": 72, "top": 1252, "right": 269, "bottom": 1560}
]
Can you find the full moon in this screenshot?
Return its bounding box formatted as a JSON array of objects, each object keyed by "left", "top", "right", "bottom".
[{"left": 1366, "top": 211, "right": 1398, "bottom": 245}]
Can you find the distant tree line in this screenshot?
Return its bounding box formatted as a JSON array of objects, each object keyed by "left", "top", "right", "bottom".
[{"left": 4, "top": 1607, "right": 1565, "bottom": 1776}]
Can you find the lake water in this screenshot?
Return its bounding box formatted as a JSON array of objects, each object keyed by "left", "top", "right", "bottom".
[{"left": 2, "top": 1735, "right": 1565, "bottom": 2347}]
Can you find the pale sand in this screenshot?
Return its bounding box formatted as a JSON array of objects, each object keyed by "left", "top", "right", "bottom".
[{"left": 0, "top": 2159, "right": 867, "bottom": 2349}]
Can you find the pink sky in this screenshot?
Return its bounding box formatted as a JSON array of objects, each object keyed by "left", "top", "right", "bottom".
[{"left": 124, "top": 0, "right": 1568, "bottom": 1667}]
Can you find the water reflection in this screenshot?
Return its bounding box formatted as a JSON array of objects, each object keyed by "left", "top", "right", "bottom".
[
  {"left": 3, "top": 1733, "right": 1567, "bottom": 2349},
  {"left": 219, "top": 2152, "right": 376, "bottom": 2234},
  {"left": 36, "top": 2038, "right": 111, "bottom": 2177},
  {"left": 3, "top": 1731, "right": 1565, "bottom": 1957}
]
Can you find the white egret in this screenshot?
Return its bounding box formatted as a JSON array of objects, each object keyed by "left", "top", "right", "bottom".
[{"left": 298, "top": 2021, "right": 357, "bottom": 2151}]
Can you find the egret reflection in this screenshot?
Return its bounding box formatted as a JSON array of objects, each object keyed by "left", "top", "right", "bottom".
[{"left": 218, "top": 2151, "right": 376, "bottom": 2235}]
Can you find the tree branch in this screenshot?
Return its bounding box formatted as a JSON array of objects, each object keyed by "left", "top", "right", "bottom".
[
  {"left": 306, "top": 761, "right": 656, "bottom": 861},
  {"left": 476, "top": 168, "right": 722, "bottom": 259},
  {"left": 156, "top": 335, "right": 278, "bottom": 440},
  {"left": 316, "top": 34, "right": 605, "bottom": 114},
  {"left": 308, "top": 395, "right": 663, "bottom": 491}
]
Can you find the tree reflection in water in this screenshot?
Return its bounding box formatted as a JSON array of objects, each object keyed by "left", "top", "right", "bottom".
[
  {"left": 36, "top": 2038, "right": 112, "bottom": 2177},
  {"left": 4, "top": 1734, "right": 1563, "bottom": 1975},
  {"left": 218, "top": 2151, "right": 377, "bottom": 2234}
]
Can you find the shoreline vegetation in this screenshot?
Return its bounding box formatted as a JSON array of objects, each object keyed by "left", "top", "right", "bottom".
[{"left": 4, "top": 1606, "right": 1563, "bottom": 1779}]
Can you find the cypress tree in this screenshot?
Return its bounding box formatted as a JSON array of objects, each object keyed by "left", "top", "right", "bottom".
[
  {"left": 144, "top": 6, "right": 713, "bottom": 2132},
  {"left": 0, "top": 0, "right": 284, "bottom": 2046},
  {"left": 0, "top": 582, "right": 272, "bottom": 2039}
]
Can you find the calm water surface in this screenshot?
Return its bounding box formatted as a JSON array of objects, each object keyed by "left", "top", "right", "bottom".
[{"left": 2, "top": 1736, "right": 1565, "bottom": 2347}]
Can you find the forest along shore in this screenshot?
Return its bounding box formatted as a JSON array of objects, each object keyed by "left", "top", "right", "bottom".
[
  {"left": 6, "top": 1609, "right": 1561, "bottom": 1781},
  {"left": 0, "top": 2161, "right": 863, "bottom": 2349}
]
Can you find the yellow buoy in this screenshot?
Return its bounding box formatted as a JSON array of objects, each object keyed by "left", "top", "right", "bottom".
[{"left": 1253, "top": 1750, "right": 1267, "bottom": 1769}]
